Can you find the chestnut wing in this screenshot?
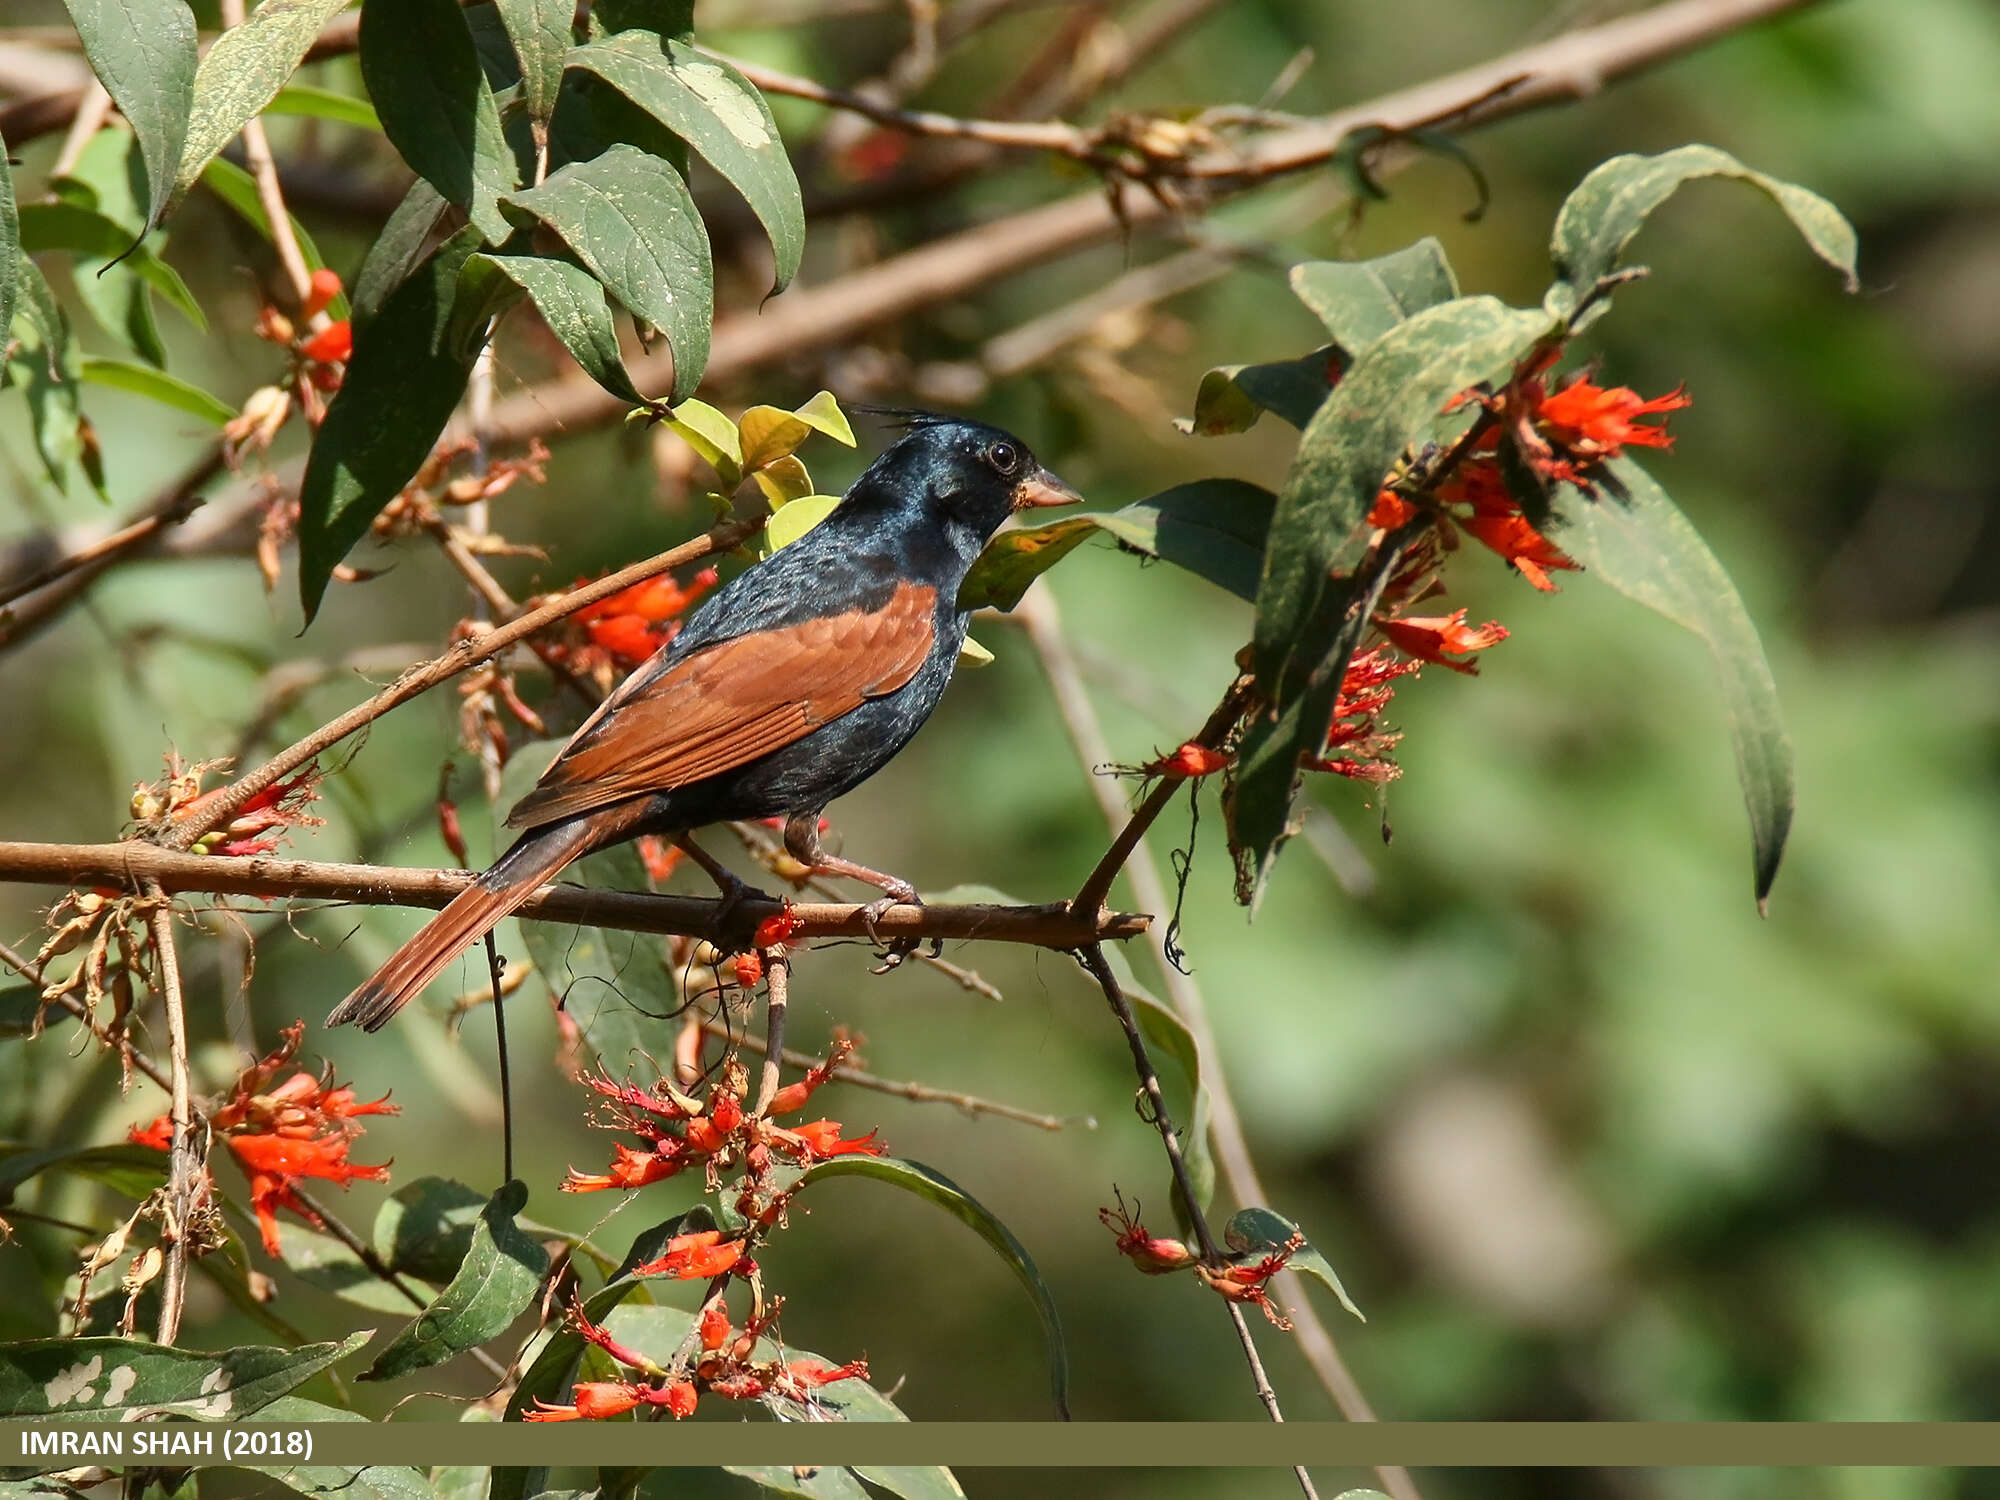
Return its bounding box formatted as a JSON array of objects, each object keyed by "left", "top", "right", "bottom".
[{"left": 505, "top": 580, "right": 937, "bottom": 829}]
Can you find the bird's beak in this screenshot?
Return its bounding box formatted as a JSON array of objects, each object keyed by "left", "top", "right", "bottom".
[{"left": 1012, "top": 467, "right": 1082, "bottom": 511}]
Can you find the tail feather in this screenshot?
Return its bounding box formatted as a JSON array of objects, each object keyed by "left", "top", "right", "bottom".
[{"left": 328, "top": 813, "right": 616, "bottom": 1033}]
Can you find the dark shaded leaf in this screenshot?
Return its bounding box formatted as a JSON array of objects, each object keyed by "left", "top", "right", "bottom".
[
  {"left": 1553, "top": 456, "right": 1794, "bottom": 909},
  {"left": 360, "top": 0, "right": 518, "bottom": 243},
  {"left": 362, "top": 1180, "right": 549, "bottom": 1382},
  {"left": 0, "top": 1142, "right": 166, "bottom": 1204},
  {"left": 1092, "top": 479, "right": 1275, "bottom": 603},
  {"left": 80, "top": 358, "right": 232, "bottom": 426},
  {"left": 351, "top": 178, "right": 449, "bottom": 328},
  {"left": 0, "top": 984, "right": 36, "bottom": 1037},
  {"left": 1223, "top": 1205, "right": 1362, "bottom": 1319},
  {"left": 795, "top": 1155, "right": 1069, "bottom": 1418},
  {"left": 0, "top": 1331, "right": 366, "bottom": 1422},
  {"left": 567, "top": 31, "right": 802, "bottom": 289},
  {"left": 178, "top": 0, "right": 353, "bottom": 192},
  {"left": 272, "top": 1223, "right": 416, "bottom": 1314},
  {"left": 467, "top": 252, "right": 647, "bottom": 404},
  {"left": 1546, "top": 144, "right": 1859, "bottom": 328},
  {"left": 501, "top": 145, "right": 711, "bottom": 399},
  {"left": 594, "top": 0, "right": 694, "bottom": 37},
  {"left": 495, "top": 0, "right": 573, "bottom": 129},
  {"left": 1290, "top": 237, "right": 1459, "bottom": 354},
  {"left": 852, "top": 1471, "right": 967, "bottom": 1500},
  {"left": 297, "top": 225, "right": 485, "bottom": 621},
  {"left": 725, "top": 1472, "right": 869, "bottom": 1500},
  {"left": 61, "top": 0, "right": 197, "bottom": 230}
]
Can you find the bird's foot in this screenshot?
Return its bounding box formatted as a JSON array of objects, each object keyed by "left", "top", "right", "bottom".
[{"left": 860, "top": 885, "right": 931, "bottom": 972}]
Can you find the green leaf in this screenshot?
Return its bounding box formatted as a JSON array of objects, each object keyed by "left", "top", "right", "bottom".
[
  {"left": 501, "top": 145, "right": 712, "bottom": 399},
  {"left": 236, "top": 1398, "right": 437, "bottom": 1500},
  {"left": 1290, "top": 237, "right": 1460, "bottom": 354},
  {"left": 61, "top": 0, "right": 197, "bottom": 231},
  {"left": 0, "top": 1141, "right": 166, "bottom": 1205},
  {"left": 1175, "top": 346, "right": 1341, "bottom": 436},
  {"left": 17, "top": 202, "right": 204, "bottom": 329},
  {"left": 6, "top": 256, "right": 95, "bottom": 497},
  {"left": 267, "top": 84, "right": 384, "bottom": 133},
  {"left": 270, "top": 1223, "right": 416, "bottom": 1315},
  {"left": 957, "top": 517, "right": 1097, "bottom": 612},
  {"left": 495, "top": 0, "right": 573, "bottom": 129},
  {"left": 792, "top": 389, "right": 855, "bottom": 446},
  {"left": 1223, "top": 1205, "right": 1362, "bottom": 1320},
  {"left": 49, "top": 129, "right": 170, "bottom": 365},
  {"left": 851, "top": 1471, "right": 967, "bottom": 1500},
  {"left": 373, "top": 1176, "right": 492, "bottom": 1284},
  {"left": 79, "top": 357, "right": 232, "bottom": 426},
  {"left": 1235, "top": 298, "right": 1554, "bottom": 902},
  {"left": 468, "top": 253, "right": 647, "bottom": 404},
  {"left": 1121, "top": 969, "right": 1215, "bottom": 1227},
  {"left": 0, "top": 1331, "right": 366, "bottom": 1422},
  {"left": 351, "top": 178, "right": 448, "bottom": 329},
  {"left": 1546, "top": 144, "right": 1859, "bottom": 327},
  {"left": 1092, "top": 479, "right": 1275, "bottom": 604},
  {"left": 795, "top": 1155, "right": 1069, "bottom": 1418},
  {"left": 0, "top": 129, "right": 18, "bottom": 346},
  {"left": 0, "top": 984, "right": 37, "bottom": 1037},
  {"left": 361, "top": 1180, "right": 549, "bottom": 1382},
  {"left": 360, "top": 0, "right": 518, "bottom": 244},
  {"left": 763, "top": 493, "right": 838, "bottom": 552},
  {"left": 566, "top": 31, "right": 802, "bottom": 291},
  {"left": 297, "top": 225, "right": 486, "bottom": 621},
  {"left": 1553, "top": 456, "right": 1794, "bottom": 910},
  {"left": 178, "top": 0, "right": 354, "bottom": 192},
  {"left": 725, "top": 1472, "right": 869, "bottom": 1500},
  {"left": 199, "top": 158, "right": 346, "bottom": 318},
  {"left": 657, "top": 395, "right": 741, "bottom": 479}
]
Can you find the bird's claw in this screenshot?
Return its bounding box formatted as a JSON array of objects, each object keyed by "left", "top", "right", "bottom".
[{"left": 860, "top": 887, "right": 926, "bottom": 972}]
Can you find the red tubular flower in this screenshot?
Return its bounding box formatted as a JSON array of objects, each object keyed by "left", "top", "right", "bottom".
[
  {"left": 1100, "top": 1204, "right": 1199, "bottom": 1275},
  {"left": 1457, "top": 511, "right": 1579, "bottom": 592},
  {"left": 1533, "top": 377, "right": 1689, "bottom": 455},
  {"left": 778, "top": 1359, "right": 868, "bottom": 1392},
  {"left": 636, "top": 835, "right": 684, "bottom": 883},
  {"left": 699, "top": 1303, "right": 732, "bottom": 1352},
  {"left": 634, "top": 1229, "right": 748, "bottom": 1280},
  {"left": 1374, "top": 609, "right": 1509, "bottom": 675},
  {"left": 561, "top": 1140, "right": 687, "bottom": 1193},
  {"left": 584, "top": 614, "right": 661, "bottom": 667},
  {"left": 1140, "top": 743, "right": 1231, "bottom": 779},
  {"left": 1310, "top": 647, "right": 1419, "bottom": 783},
  {"left": 298, "top": 320, "right": 352, "bottom": 365},
  {"left": 752, "top": 903, "right": 802, "bottom": 951},
  {"left": 1368, "top": 490, "right": 1421, "bottom": 529},
  {"left": 659, "top": 1380, "right": 700, "bottom": 1418},
  {"left": 732, "top": 952, "right": 764, "bottom": 986},
  {"left": 764, "top": 1036, "right": 855, "bottom": 1117},
  {"left": 1196, "top": 1235, "right": 1303, "bottom": 1329},
  {"left": 302, "top": 268, "right": 342, "bottom": 321},
  {"left": 787, "top": 1120, "right": 885, "bottom": 1160},
  {"left": 525, "top": 1381, "right": 646, "bottom": 1422}
]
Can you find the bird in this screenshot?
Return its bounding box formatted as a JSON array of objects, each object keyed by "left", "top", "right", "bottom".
[{"left": 326, "top": 415, "right": 1079, "bottom": 1032}]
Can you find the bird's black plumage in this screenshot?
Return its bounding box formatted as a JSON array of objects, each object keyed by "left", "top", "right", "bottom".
[{"left": 327, "top": 416, "right": 1078, "bottom": 1030}]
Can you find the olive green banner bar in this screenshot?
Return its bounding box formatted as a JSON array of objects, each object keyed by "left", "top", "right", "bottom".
[{"left": 7, "top": 1422, "right": 2000, "bottom": 1470}]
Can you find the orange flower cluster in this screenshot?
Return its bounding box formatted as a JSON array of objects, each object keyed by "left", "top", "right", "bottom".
[
  {"left": 527, "top": 1293, "right": 866, "bottom": 1421},
  {"left": 130, "top": 1022, "right": 396, "bottom": 1256},
  {"left": 1100, "top": 1195, "right": 1300, "bottom": 1328},
  {"left": 561, "top": 1036, "right": 882, "bottom": 1204},
  {"left": 569, "top": 567, "right": 721, "bottom": 670},
  {"left": 1318, "top": 367, "right": 1689, "bottom": 783}
]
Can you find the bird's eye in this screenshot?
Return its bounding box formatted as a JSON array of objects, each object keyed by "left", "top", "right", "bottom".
[{"left": 987, "top": 440, "right": 1020, "bottom": 474}]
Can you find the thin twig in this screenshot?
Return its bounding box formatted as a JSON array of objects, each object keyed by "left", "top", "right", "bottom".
[
  {"left": 0, "top": 937, "right": 173, "bottom": 1094},
  {"left": 141, "top": 878, "right": 195, "bottom": 1346},
  {"left": 48, "top": 77, "right": 108, "bottom": 177},
  {"left": 0, "top": 840, "right": 1152, "bottom": 950},
  {"left": 704, "top": 1020, "right": 1079, "bottom": 1131},
  {"left": 750, "top": 950, "right": 789, "bottom": 1117},
  {"left": 1019, "top": 592, "right": 1417, "bottom": 1498},
  {"left": 485, "top": 933, "right": 513, "bottom": 1184},
  {"left": 221, "top": 0, "right": 315, "bottom": 312},
  {"left": 158, "top": 520, "right": 762, "bottom": 851}
]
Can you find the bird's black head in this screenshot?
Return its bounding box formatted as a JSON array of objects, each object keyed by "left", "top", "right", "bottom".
[{"left": 846, "top": 413, "right": 1080, "bottom": 561}]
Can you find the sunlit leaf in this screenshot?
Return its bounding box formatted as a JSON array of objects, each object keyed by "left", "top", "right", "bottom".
[
  {"left": 955, "top": 516, "right": 1098, "bottom": 612},
  {"left": 1546, "top": 144, "right": 1859, "bottom": 328},
  {"left": 360, "top": 0, "right": 517, "bottom": 243},
  {"left": 177, "top": 0, "right": 353, "bottom": 192},
  {"left": 566, "top": 30, "right": 802, "bottom": 289},
  {"left": 1553, "top": 456, "right": 1795, "bottom": 909},
  {"left": 503, "top": 145, "right": 711, "bottom": 399},
  {"left": 361, "top": 1180, "right": 548, "bottom": 1382},
  {"left": 79, "top": 358, "right": 232, "bottom": 426},
  {"left": 1290, "top": 237, "right": 1459, "bottom": 354},
  {"left": 764, "top": 493, "right": 839, "bottom": 552},
  {"left": 266, "top": 84, "right": 383, "bottom": 133},
  {"left": 0, "top": 1331, "right": 366, "bottom": 1422},
  {"left": 61, "top": 0, "right": 196, "bottom": 231},
  {"left": 1175, "top": 347, "right": 1341, "bottom": 436}
]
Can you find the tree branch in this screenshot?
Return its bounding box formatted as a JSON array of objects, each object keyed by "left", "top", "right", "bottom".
[{"left": 0, "top": 841, "right": 1150, "bottom": 950}]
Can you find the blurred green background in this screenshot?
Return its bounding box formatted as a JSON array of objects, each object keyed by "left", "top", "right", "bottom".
[{"left": 3, "top": 0, "right": 1999, "bottom": 1496}]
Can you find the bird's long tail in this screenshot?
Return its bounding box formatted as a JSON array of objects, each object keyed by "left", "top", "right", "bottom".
[{"left": 326, "top": 804, "right": 642, "bottom": 1032}]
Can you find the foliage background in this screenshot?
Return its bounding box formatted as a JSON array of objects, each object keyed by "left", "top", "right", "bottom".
[{"left": 3, "top": 1, "right": 1998, "bottom": 1496}]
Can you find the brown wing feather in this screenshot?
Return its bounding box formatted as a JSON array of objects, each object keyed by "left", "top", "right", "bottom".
[{"left": 506, "top": 580, "right": 937, "bottom": 829}]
